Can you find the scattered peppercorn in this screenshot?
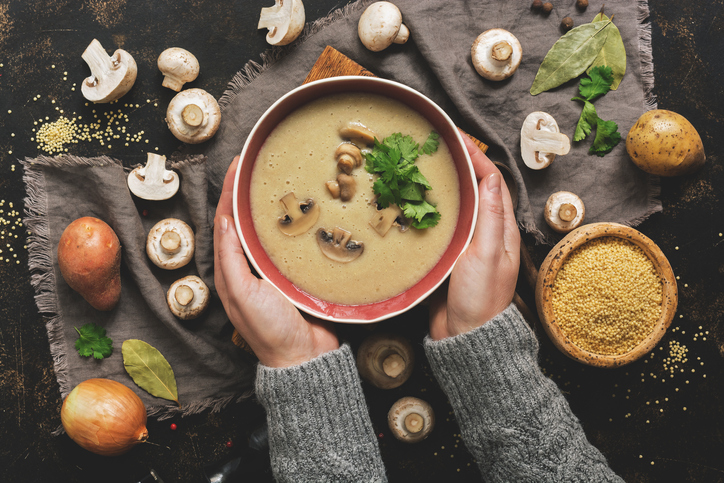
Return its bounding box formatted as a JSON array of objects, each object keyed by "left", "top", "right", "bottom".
[
  {"left": 531, "top": 0, "right": 543, "bottom": 9},
  {"left": 170, "top": 423, "right": 177, "bottom": 430},
  {"left": 576, "top": 0, "right": 589, "bottom": 10},
  {"left": 225, "top": 440, "right": 234, "bottom": 448},
  {"left": 542, "top": 2, "right": 553, "bottom": 13},
  {"left": 561, "top": 16, "right": 574, "bottom": 31}
]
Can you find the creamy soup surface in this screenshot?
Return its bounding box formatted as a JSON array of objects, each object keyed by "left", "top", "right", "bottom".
[{"left": 249, "top": 92, "right": 460, "bottom": 305}]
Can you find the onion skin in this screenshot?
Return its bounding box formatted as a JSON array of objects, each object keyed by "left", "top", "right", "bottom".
[{"left": 61, "top": 378, "right": 149, "bottom": 456}]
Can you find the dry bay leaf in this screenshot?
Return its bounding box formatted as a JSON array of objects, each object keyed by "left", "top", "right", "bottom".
[
  {"left": 530, "top": 20, "right": 612, "bottom": 95},
  {"left": 122, "top": 339, "right": 179, "bottom": 405},
  {"left": 587, "top": 14, "right": 626, "bottom": 90}
]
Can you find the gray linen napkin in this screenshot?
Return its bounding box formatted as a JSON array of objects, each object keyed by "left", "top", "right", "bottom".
[
  {"left": 23, "top": 155, "right": 254, "bottom": 418},
  {"left": 195, "top": 0, "right": 660, "bottom": 244}
]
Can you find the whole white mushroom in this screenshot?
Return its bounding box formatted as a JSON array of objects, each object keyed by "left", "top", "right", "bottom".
[{"left": 358, "top": 2, "right": 409, "bottom": 52}]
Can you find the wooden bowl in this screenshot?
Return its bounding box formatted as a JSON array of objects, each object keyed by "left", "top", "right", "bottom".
[{"left": 535, "top": 223, "right": 678, "bottom": 368}]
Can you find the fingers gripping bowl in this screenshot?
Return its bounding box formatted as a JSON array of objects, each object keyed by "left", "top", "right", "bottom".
[{"left": 233, "top": 77, "right": 478, "bottom": 323}]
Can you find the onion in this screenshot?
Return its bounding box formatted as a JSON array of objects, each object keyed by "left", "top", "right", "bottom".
[{"left": 61, "top": 378, "right": 149, "bottom": 456}]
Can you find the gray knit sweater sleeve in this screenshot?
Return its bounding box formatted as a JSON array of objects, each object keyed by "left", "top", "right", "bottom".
[
  {"left": 424, "top": 304, "right": 624, "bottom": 483},
  {"left": 255, "top": 344, "right": 387, "bottom": 483}
]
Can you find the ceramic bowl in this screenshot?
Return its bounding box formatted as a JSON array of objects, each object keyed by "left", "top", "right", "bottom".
[
  {"left": 232, "top": 76, "right": 478, "bottom": 323},
  {"left": 535, "top": 222, "right": 678, "bottom": 367}
]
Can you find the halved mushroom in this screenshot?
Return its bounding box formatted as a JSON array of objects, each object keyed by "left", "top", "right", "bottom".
[
  {"left": 127, "top": 153, "right": 179, "bottom": 200},
  {"left": 166, "top": 88, "right": 221, "bottom": 144},
  {"left": 146, "top": 218, "right": 194, "bottom": 270},
  {"left": 316, "top": 227, "right": 364, "bottom": 263},
  {"left": 356, "top": 332, "right": 414, "bottom": 389},
  {"left": 544, "top": 191, "right": 585, "bottom": 233},
  {"left": 335, "top": 143, "right": 364, "bottom": 174},
  {"left": 81, "top": 39, "right": 137, "bottom": 103},
  {"left": 520, "top": 111, "right": 571, "bottom": 170},
  {"left": 358, "top": 1, "right": 409, "bottom": 52},
  {"left": 278, "top": 192, "right": 320, "bottom": 236},
  {"left": 471, "top": 29, "right": 522, "bottom": 81},
  {"left": 339, "top": 122, "right": 378, "bottom": 147},
  {"left": 167, "top": 275, "right": 210, "bottom": 320},
  {"left": 388, "top": 397, "right": 435, "bottom": 443},
  {"left": 369, "top": 204, "right": 407, "bottom": 236},
  {"left": 258, "top": 0, "right": 305, "bottom": 46},
  {"left": 157, "top": 47, "right": 199, "bottom": 92}
]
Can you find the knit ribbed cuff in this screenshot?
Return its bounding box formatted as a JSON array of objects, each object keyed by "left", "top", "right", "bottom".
[
  {"left": 256, "top": 344, "right": 386, "bottom": 483},
  {"left": 424, "top": 304, "right": 557, "bottom": 424}
]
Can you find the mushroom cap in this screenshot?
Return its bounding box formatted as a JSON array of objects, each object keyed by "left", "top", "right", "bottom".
[
  {"left": 127, "top": 153, "right": 180, "bottom": 201},
  {"left": 316, "top": 227, "right": 364, "bottom": 263},
  {"left": 277, "top": 192, "right": 320, "bottom": 236},
  {"left": 369, "top": 204, "right": 405, "bottom": 237},
  {"left": 81, "top": 39, "right": 138, "bottom": 103},
  {"left": 356, "top": 332, "right": 415, "bottom": 389},
  {"left": 339, "top": 121, "right": 378, "bottom": 146},
  {"left": 388, "top": 397, "right": 435, "bottom": 443},
  {"left": 520, "top": 111, "right": 570, "bottom": 170},
  {"left": 146, "top": 218, "right": 195, "bottom": 270},
  {"left": 157, "top": 47, "right": 200, "bottom": 92},
  {"left": 358, "top": 2, "right": 404, "bottom": 52},
  {"left": 471, "top": 29, "right": 522, "bottom": 81},
  {"left": 257, "top": 0, "right": 306, "bottom": 46},
  {"left": 167, "top": 275, "right": 210, "bottom": 320},
  {"left": 165, "top": 88, "right": 221, "bottom": 144},
  {"left": 544, "top": 191, "right": 585, "bottom": 233}
]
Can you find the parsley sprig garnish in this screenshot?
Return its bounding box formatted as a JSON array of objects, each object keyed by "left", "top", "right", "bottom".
[
  {"left": 365, "top": 131, "right": 441, "bottom": 229},
  {"left": 74, "top": 323, "right": 113, "bottom": 359},
  {"left": 572, "top": 66, "right": 622, "bottom": 156}
]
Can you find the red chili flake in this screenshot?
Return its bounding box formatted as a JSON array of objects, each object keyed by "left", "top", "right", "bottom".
[
  {"left": 377, "top": 433, "right": 384, "bottom": 439},
  {"left": 141, "top": 209, "right": 149, "bottom": 217},
  {"left": 170, "top": 423, "right": 177, "bottom": 431},
  {"left": 226, "top": 440, "right": 234, "bottom": 448}
]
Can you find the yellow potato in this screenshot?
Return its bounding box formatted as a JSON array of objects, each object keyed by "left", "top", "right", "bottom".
[{"left": 626, "top": 109, "right": 705, "bottom": 176}]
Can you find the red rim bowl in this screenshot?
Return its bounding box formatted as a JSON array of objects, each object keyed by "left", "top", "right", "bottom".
[{"left": 232, "top": 76, "right": 478, "bottom": 323}]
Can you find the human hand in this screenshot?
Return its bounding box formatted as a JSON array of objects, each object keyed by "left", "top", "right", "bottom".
[
  {"left": 214, "top": 156, "right": 340, "bottom": 368},
  {"left": 429, "top": 134, "right": 520, "bottom": 340}
]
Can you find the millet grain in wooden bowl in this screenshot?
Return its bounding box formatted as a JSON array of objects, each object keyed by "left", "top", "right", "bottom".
[{"left": 535, "top": 223, "right": 678, "bottom": 368}]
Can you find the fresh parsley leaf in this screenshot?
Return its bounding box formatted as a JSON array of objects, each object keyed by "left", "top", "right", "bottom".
[
  {"left": 420, "top": 131, "right": 440, "bottom": 155},
  {"left": 75, "top": 323, "right": 113, "bottom": 359},
  {"left": 572, "top": 98, "right": 598, "bottom": 142},
  {"left": 579, "top": 66, "right": 614, "bottom": 101},
  {"left": 590, "top": 118, "right": 622, "bottom": 156},
  {"left": 364, "top": 131, "right": 441, "bottom": 228}
]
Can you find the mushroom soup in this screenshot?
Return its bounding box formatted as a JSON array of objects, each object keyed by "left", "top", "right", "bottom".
[{"left": 249, "top": 92, "right": 460, "bottom": 305}]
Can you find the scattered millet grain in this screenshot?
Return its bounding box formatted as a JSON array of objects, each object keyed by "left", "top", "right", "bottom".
[{"left": 550, "top": 237, "right": 663, "bottom": 355}]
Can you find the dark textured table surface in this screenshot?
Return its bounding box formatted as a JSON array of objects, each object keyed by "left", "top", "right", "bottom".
[{"left": 1, "top": 1, "right": 722, "bottom": 482}]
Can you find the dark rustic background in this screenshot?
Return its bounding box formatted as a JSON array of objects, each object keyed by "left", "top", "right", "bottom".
[{"left": 1, "top": 1, "right": 722, "bottom": 482}]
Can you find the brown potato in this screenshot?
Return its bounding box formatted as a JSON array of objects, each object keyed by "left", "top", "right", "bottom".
[
  {"left": 626, "top": 109, "right": 705, "bottom": 176},
  {"left": 58, "top": 217, "right": 122, "bottom": 311}
]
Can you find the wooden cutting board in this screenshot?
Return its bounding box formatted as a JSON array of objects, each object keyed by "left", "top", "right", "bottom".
[
  {"left": 232, "top": 46, "right": 489, "bottom": 352},
  {"left": 304, "top": 46, "right": 488, "bottom": 153}
]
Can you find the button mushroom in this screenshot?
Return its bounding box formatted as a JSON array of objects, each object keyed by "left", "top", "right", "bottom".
[
  {"left": 167, "top": 275, "right": 210, "bottom": 320},
  {"left": 165, "top": 88, "right": 221, "bottom": 144},
  {"left": 544, "top": 191, "right": 585, "bottom": 233},
  {"left": 146, "top": 218, "right": 195, "bottom": 270},
  {"left": 356, "top": 332, "right": 414, "bottom": 389},
  {"left": 257, "top": 0, "right": 305, "bottom": 46},
  {"left": 316, "top": 227, "right": 364, "bottom": 263},
  {"left": 520, "top": 111, "right": 571, "bottom": 170},
  {"left": 335, "top": 143, "right": 364, "bottom": 174},
  {"left": 369, "top": 204, "right": 407, "bottom": 236},
  {"left": 127, "top": 153, "right": 179, "bottom": 201},
  {"left": 471, "top": 29, "right": 523, "bottom": 81},
  {"left": 358, "top": 1, "right": 409, "bottom": 52},
  {"left": 277, "top": 192, "right": 320, "bottom": 236},
  {"left": 157, "top": 47, "right": 199, "bottom": 92},
  {"left": 81, "top": 39, "right": 137, "bottom": 103},
  {"left": 336, "top": 173, "right": 356, "bottom": 202},
  {"left": 388, "top": 397, "right": 435, "bottom": 443},
  {"left": 339, "top": 121, "right": 378, "bottom": 147}
]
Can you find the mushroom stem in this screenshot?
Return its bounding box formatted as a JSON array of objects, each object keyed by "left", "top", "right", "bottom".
[
  {"left": 82, "top": 39, "right": 115, "bottom": 87},
  {"left": 393, "top": 24, "right": 410, "bottom": 44},
  {"left": 174, "top": 284, "right": 195, "bottom": 306},
  {"left": 280, "top": 192, "right": 305, "bottom": 220},
  {"left": 491, "top": 41, "right": 513, "bottom": 62},
  {"left": 160, "top": 231, "right": 182, "bottom": 254},
  {"left": 559, "top": 203, "right": 577, "bottom": 222},
  {"left": 382, "top": 353, "right": 406, "bottom": 378},
  {"left": 182, "top": 104, "right": 204, "bottom": 127},
  {"left": 404, "top": 413, "right": 424, "bottom": 433}
]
